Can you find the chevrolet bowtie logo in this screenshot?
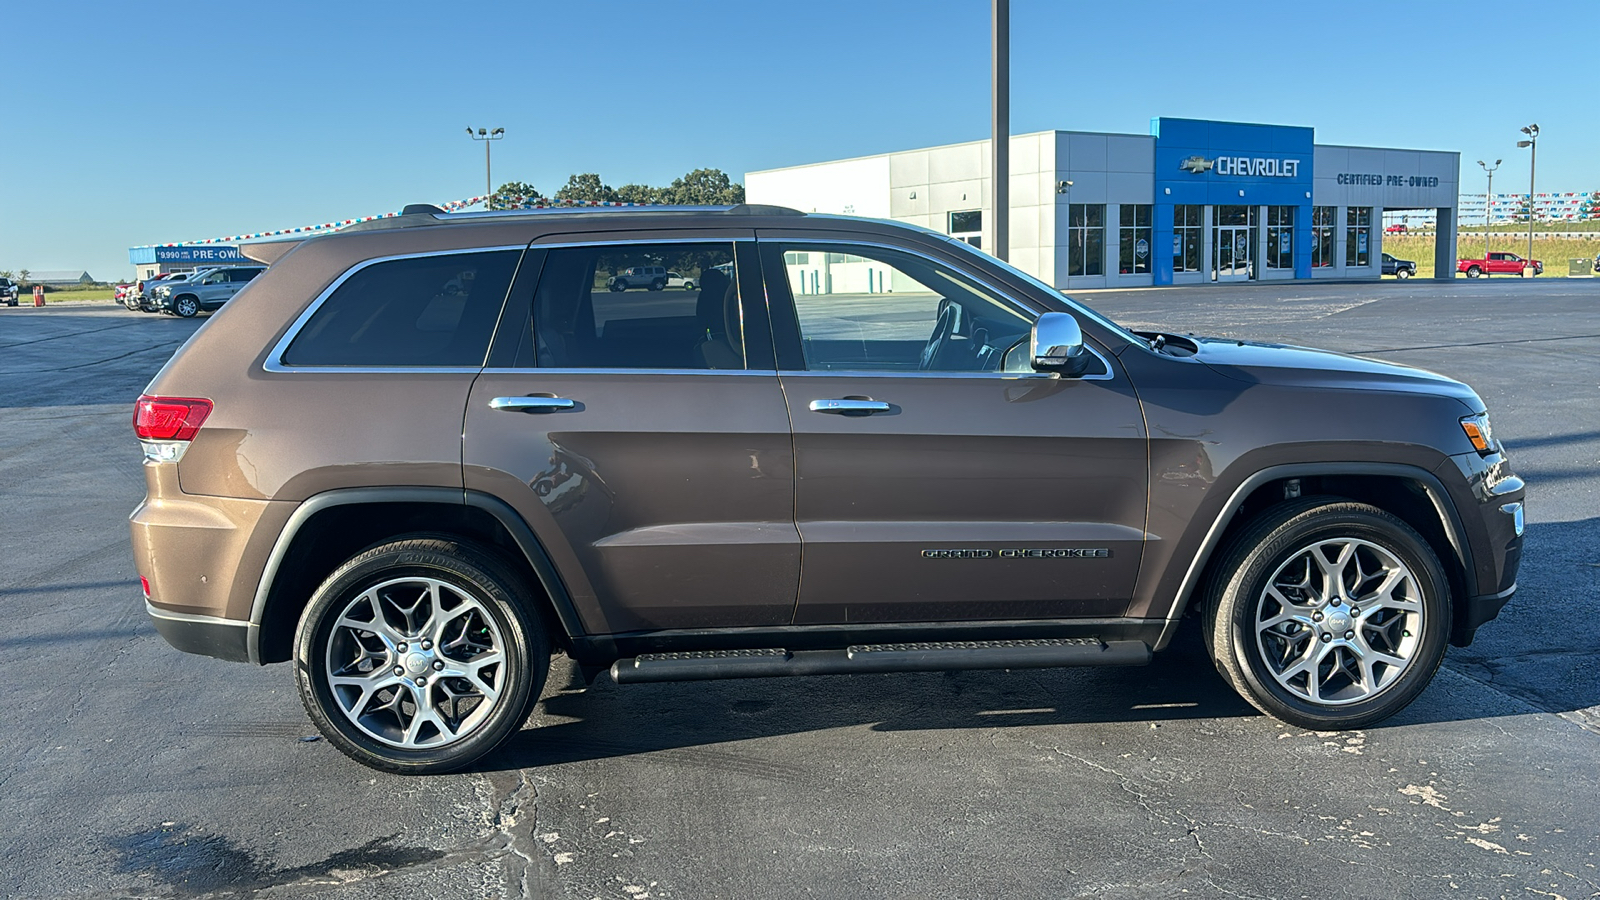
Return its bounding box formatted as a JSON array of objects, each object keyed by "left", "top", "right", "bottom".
[{"left": 1180, "top": 156, "right": 1215, "bottom": 174}]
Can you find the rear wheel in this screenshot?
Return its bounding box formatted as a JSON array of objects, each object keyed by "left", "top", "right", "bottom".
[
  {"left": 1466, "top": 265, "right": 1481, "bottom": 278},
  {"left": 649, "top": 278, "right": 666, "bottom": 291},
  {"left": 1202, "top": 500, "right": 1450, "bottom": 730},
  {"left": 294, "top": 536, "right": 548, "bottom": 774}
]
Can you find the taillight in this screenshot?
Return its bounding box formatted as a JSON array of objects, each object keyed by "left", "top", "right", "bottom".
[{"left": 134, "top": 395, "right": 212, "bottom": 441}]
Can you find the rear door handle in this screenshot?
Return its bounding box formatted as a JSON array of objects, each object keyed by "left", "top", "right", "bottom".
[
  {"left": 489, "top": 396, "right": 576, "bottom": 413},
  {"left": 808, "top": 398, "right": 891, "bottom": 416}
]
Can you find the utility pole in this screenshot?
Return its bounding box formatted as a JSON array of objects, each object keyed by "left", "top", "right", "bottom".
[
  {"left": 467, "top": 127, "right": 505, "bottom": 209},
  {"left": 1517, "top": 124, "right": 1539, "bottom": 266},
  {"left": 1476, "top": 159, "right": 1500, "bottom": 261},
  {"left": 991, "top": 0, "right": 1009, "bottom": 262}
]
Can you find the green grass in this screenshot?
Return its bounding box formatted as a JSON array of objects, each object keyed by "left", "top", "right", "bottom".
[
  {"left": 31, "top": 289, "right": 114, "bottom": 303},
  {"left": 1456, "top": 221, "right": 1600, "bottom": 234},
  {"left": 1381, "top": 234, "right": 1600, "bottom": 279}
]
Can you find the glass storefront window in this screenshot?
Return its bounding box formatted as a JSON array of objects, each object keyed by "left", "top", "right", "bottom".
[
  {"left": 1067, "top": 204, "right": 1105, "bottom": 277},
  {"left": 949, "top": 210, "right": 982, "bottom": 249},
  {"left": 1346, "top": 207, "right": 1372, "bottom": 267},
  {"left": 1118, "top": 205, "right": 1151, "bottom": 275},
  {"left": 1265, "top": 206, "right": 1294, "bottom": 269},
  {"left": 1173, "top": 205, "right": 1202, "bottom": 273},
  {"left": 1312, "top": 207, "right": 1336, "bottom": 268}
]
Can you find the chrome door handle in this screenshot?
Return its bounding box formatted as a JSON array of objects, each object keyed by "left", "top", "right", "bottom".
[
  {"left": 489, "top": 396, "right": 576, "bottom": 413},
  {"left": 808, "top": 398, "right": 891, "bottom": 416}
]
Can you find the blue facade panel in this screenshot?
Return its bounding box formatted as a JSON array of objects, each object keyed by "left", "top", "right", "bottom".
[
  {"left": 1150, "top": 118, "right": 1315, "bottom": 284},
  {"left": 128, "top": 245, "right": 247, "bottom": 265}
]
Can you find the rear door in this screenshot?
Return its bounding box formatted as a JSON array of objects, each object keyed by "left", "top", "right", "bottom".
[
  {"left": 463, "top": 233, "right": 799, "bottom": 635},
  {"left": 758, "top": 234, "right": 1148, "bottom": 625}
]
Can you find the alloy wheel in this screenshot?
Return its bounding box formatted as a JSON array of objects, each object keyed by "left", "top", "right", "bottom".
[{"left": 1253, "top": 538, "right": 1422, "bottom": 706}]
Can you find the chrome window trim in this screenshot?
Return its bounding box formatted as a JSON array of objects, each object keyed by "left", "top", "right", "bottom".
[
  {"left": 263, "top": 244, "right": 526, "bottom": 374},
  {"left": 480, "top": 367, "right": 775, "bottom": 377},
  {"left": 528, "top": 236, "right": 754, "bottom": 249},
  {"left": 764, "top": 238, "right": 1116, "bottom": 383},
  {"left": 773, "top": 346, "right": 1115, "bottom": 382}
]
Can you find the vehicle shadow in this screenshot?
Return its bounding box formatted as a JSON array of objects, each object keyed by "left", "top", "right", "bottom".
[{"left": 481, "top": 516, "right": 1597, "bottom": 773}]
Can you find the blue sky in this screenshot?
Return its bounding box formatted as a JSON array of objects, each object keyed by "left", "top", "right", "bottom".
[{"left": 3, "top": 0, "right": 1592, "bottom": 279}]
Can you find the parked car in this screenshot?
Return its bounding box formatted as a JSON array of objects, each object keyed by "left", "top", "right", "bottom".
[
  {"left": 152, "top": 265, "right": 265, "bottom": 316},
  {"left": 1381, "top": 253, "right": 1417, "bottom": 280},
  {"left": 608, "top": 265, "right": 668, "bottom": 291},
  {"left": 132, "top": 203, "right": 1523, "bottom": 774},
  {"left": 0, "top": 277, "right": 19, "bottom": 306},
  {"left": 135, "top": 272, "right": 198, "bottom": 311},
  {"left": 1593, "top": 253, "right": 1599, "bottom": 274},
  {"left": 1458, "top": 252, "right": 1542, "bottom": 278},
  {"left": 1384, "top": 224, "right": 1408, "bottom": 234},
  {"left": 666, "top": 270, "right": 697, "bottom": 290}
]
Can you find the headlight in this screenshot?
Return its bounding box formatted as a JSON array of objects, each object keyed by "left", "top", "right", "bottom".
[{"left": 1460, "top": 412, "right": 1496, "bottom": 455}]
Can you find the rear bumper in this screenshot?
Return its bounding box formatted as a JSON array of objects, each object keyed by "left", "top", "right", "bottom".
[{"left": 146, "top": 602, "right": 250, "bottom": 662}]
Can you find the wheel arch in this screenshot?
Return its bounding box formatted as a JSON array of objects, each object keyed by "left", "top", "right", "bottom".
[
  {"left": 1159, "top": 463, "right": 1476, "bottom": 651},
  {"left": 247, "top": 487, "right": 585, "bottom": 665}
]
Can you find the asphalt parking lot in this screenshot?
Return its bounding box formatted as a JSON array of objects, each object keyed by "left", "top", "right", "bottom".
[{"left": 2, "top": 280, "right": 1597, "bottom": 899}]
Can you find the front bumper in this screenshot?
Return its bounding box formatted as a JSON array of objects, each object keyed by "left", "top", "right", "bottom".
[{"left": 1441, "top": 449, "right": 1524, "bottom": 645}]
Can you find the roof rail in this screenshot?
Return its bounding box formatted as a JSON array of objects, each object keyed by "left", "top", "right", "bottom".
[{"left": 334, "top": 202, "right": 808, "bottom": 236}]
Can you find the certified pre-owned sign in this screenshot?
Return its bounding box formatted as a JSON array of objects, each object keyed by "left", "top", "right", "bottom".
[{"left": 1182, "top": 156, "right": 1302, "bottom": 178}]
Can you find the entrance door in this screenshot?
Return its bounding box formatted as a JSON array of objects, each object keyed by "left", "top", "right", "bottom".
[
  {"left": 1212, "top": 206, "right": 1257, "bottom": 282},
  {"left": 758, "top": 237, "right": 1149, "bottom": 626}
]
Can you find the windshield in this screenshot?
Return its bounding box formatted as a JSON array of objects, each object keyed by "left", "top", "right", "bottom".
[{"left": 934, "top": 234, "right": 1143, "bottom": 348}]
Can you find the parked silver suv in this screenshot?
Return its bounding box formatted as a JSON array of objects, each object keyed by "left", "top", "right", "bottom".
[{"left": 154, "top": 265, "right": 266, "bottom": 316}]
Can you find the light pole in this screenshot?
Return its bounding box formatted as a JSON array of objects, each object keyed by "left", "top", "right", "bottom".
[
  {"left": 1476, "top": 159, "right": 1500, "bottom": 261},
  {"left": 1516, "top": 124, "right": 1538, "bottom": 266},
  {"left": 1057, "top": 180, "right": 1072, "bottom": 288},
  {"left": 466, "top": 127, "right": 505, "bottom": 209},
  {"left": 991, "top": 0, "right": 1009, "bottom": 262}
]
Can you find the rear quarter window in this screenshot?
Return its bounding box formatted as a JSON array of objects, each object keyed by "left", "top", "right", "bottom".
[{"left": 280, "top": 249, "right": 520, "bottom": 367}]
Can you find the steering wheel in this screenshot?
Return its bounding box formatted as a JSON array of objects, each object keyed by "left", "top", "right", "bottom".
[{"left": 918, "top": 301, "right": 959, "bottom": 371}]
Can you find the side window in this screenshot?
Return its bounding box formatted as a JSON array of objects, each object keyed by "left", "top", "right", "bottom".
[
  {"left": 527, "top": 242, "right": 742, "bottom": 370},
  {"left": 280, "top": 249, "right": 519, "bottom": 367},
  {"left": 229, "top": 268, "right": 260, "bottom": 283},
  {"left": 773, "top": 243, "right": 1032, "bottom": 373}
]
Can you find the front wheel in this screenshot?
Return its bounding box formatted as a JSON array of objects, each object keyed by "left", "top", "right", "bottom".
[
  {"left": 1202, "top": 500, "right": 1450, "bottom": 731},
  {"left": 294, "top": 536, "right": 548, "bottom": 774},
  {"left": 1396, "top": 268, "right": 1411, "bottom": 280},
  {"left": 173, "top": 295, "right": 200, "bottom": 317}
]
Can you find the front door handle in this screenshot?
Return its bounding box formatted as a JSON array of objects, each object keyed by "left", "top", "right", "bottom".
[
  {"left": 489, "top": 396, "right": 576, "bottom": 413},
  {"left": 808, "top": 398, "right": 891, "bottom": 416}
]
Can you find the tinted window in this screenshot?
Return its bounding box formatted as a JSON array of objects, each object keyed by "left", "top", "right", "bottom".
[
  {"left": 229, "top": 268, "right": 263, "bottom": 283},
  {"left": 281, "top": 250, "right": 519, "bottom": 367},
  {"left": 526, "top": 242, "right": 742, "bottom": 370},
  {"left": 774, "top": 242, "right": 1031, "bottom": 373}
]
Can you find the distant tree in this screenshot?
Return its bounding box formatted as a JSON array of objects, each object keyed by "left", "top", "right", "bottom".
[
  {"left": 658, "top": 168, "right": 745, "bottom": 205},
  {"left": 18, "top": 269, "right": 29, "bottom": 284},
  {"left": 555, "top": 173, "right": 617, "bottom": 203},
  {"left": 0, "top": 270, "right": 13, "bottom": 280},
  {"left": 492, "top": 181, "right": 543, "bottom": 209},
  {"left": 615, "top": 183, "right": 663, "bottom": 204}
]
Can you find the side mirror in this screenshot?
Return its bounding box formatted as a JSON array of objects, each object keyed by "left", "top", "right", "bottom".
[{"left": 1031, "top": 312, "right": 1091, "bottom": 376}]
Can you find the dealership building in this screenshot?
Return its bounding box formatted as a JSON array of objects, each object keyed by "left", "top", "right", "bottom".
[
  {"left": 128, "top": 245, "right": 252, "bottom": 282},
  {"left": 747, "top": 118, "right": 1460, "bottom": 288}
]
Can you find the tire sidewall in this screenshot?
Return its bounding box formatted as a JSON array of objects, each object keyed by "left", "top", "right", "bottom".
[
  {"left": 1216, "top": 505, "right": 1451, "bottom": 729},
  {"left": 294, "top": 542, "right": 543, "bottom": 773}
]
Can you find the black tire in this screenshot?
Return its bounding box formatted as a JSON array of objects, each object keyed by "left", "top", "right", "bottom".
[
  {"left": 1201, "top": 499, "right": 1450, "bottom": 731},
  {"left": 649, "top": 278, "right": 666, "bottom": 291},
  {"left": 1466, "top": 265, "right": 1481, "bottom": 278},
  {"left": 609, "top": 281, "right": 626, "bottom": 292},
  {"left": 294, "top": 536, "right": 548, "bottom": 774},
  {"left": 173, "top": 295, "right": 200, "bottom": 317},
  {"left": 682, "top": 280, "right": 696, "bottom": 291}
]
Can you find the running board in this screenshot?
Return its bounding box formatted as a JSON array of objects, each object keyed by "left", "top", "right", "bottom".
[{"left": 609, "top": 638, "right": 1150, "bottom": 685}]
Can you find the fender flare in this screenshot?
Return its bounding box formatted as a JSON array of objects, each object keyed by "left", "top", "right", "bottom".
[
  {"left": 1153, "top": 462, "right": 1474, "bottom": 651},
  {"left": 245, "top": 486, "right": 585, "bottom": 664}
]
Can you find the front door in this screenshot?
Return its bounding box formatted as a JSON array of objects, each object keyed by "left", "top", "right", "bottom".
[
  {"left": 1212, "top": 205, "right": 1257, "bottom": 282},
  {"left": 758, "top": 237, "right": 1149, "bottom": 625},
  {"left": 463, "top": 237, "right": 799, "bottom": 635}
]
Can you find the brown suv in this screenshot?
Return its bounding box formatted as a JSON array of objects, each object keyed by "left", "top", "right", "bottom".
[{"left": 130, "top": 204, "right": 1524, "bottom": 773}]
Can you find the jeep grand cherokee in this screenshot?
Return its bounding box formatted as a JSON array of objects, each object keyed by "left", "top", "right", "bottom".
[{"left": 130, "top": 204, "right": 1524, "bottom": 773}]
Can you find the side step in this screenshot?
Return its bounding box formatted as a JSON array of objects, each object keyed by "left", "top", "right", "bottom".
[{"left": 609, "top": 638, "right": 1151, "bottom": 685}]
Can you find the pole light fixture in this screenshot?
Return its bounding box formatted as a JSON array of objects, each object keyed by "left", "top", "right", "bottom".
[
  {"left": 1476, "top": 159, "right": 1501, "bottom": 260},
  {"left": 1517, "top": 124, "right": 1538, "bottom": 266},
  {"left": 467, "top": 127, "right": 506, "bottom": 209}
]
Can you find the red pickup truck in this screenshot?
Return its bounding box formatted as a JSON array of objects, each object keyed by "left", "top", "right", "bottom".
[{"left": 1459, "top": 252, "right": 1542, "bottom": 277}]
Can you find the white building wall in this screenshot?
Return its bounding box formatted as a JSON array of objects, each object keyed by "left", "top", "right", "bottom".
[{"left": 745, "top": 155, "right": 892, "bottom": 219}]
